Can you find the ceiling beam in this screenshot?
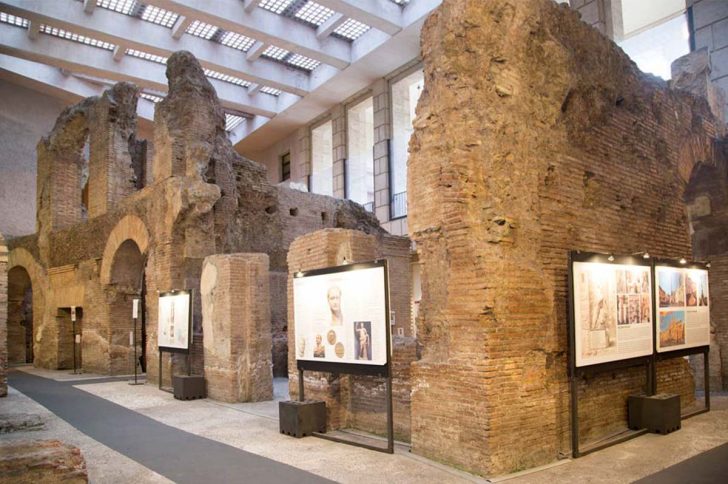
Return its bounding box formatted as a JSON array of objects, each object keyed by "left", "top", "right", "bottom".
[
  {"left": 0, "top": 23, "right": 282, "bottom": 118},
  {"left": 0, "top": 53, "right": 155, "bottom": 122},
  {"left": 143, "top": 0, "right": 351, "bottom": 69},
  {"left": 315, "top": 0, "right": 402, "bottom": 35},
  {"left": 0, "top": 0, "right": 312, "bottom": 96},
  {"left": 316, "top": 13, "right": 346, "bottom": 40}
]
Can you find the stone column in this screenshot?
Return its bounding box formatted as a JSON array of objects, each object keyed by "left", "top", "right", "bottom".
[{"left": 201, "top": 253, "right": 273, "bottom": 402}]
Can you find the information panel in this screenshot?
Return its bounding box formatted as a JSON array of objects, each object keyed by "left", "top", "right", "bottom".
[
  {"left": 655, "top": 264, "right": 710, "bottom": 353},
  {"left": 573, "top": 259, "right": 654, "bottom": 367},
  {"left": 157, "top": 290, "right": 191, "bottom": 352},
  {"left": 294, "top": 262, "right": 388, "bottom": 367}
]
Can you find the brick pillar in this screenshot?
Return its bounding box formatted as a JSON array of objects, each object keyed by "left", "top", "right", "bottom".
[
  {"left": 710, "top": 254, "right": 728, "bottom": 390},
  {"left": 0, "top": 233, "right": 7, "bottom": 397},
  {"left": 201, "top": 253, "right": 273, "bottom": 402}
]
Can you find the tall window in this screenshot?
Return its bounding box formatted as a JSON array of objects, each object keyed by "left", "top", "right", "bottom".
[
  {"left": 280, "top": 152, "right": 291, "bottom": 182},
  {"left": 391, "top": 69, "right": 424, "bottom": 218},
  {"left": 346, "top": 97, "right": 374, "bottom": 206},
  {"left": 616, "top": 0, "right": 689, "bottom": 80},
  {"left": 311, "top": 120, "right": 333, "bottom": 196}
]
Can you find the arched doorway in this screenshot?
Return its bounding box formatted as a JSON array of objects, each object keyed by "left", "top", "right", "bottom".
[
  {"left": 8, "top": 266, "right": 33, "bottom": 364},
  {"left": 108, "top": 239, "right": 147, "bottom": 375}
]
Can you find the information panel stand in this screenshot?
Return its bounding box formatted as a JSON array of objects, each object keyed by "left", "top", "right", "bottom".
[
  {"left": 294, "top": 260, "right": 394, "bottom": 454},
  {"left": 157, "top": 289, "right": 193, "bottom": 393},
  {"left": 129, "top": 296, "right": 143, "bottom": 385},
  {"left": 569, "top": 252, "right": 654, "bottom": 457},
  {"left": 569, "top": 252, "right": 713, "bottom": 457}
]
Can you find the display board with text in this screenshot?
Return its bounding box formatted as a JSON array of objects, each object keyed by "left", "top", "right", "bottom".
[
  {"left": 293, "top": 260, "right": 390, "bottom": 373},
  {"left": 655, "top": 263, "right": 710, "bottom": 353},
  {"left": 157, "top": 290, "right": 192, "bottom": 353},
  {"left": 572, "top": 255, "right": 654, "bottom": 367}
]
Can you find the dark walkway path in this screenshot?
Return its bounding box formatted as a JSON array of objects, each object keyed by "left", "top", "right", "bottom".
[
  {"left": 635, "top": 442, "right": 728, "bottom": 484},
  {"left": 9, "top": 371, "right": 332, "bottom": 484}
]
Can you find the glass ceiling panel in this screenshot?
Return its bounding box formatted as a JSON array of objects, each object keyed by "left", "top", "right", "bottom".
[
  {"left": 260, "top": 86, "right": 282, "bottom": 96},
  {"left": 139, "top": 5, "right": 179, "bottom": 28},
  {"left": 225, "top": 113, "right": 245, "bottom": 131},
  {"left": 258, "top": 0, "right": 294, "bottom": 15},
  {"left": 262, "top": 45, "right": 290, "bottom": 60},
  {"left": 204, "top": 68, "right": 251, "bottom": 87},
  {"left": 287, "top": 54, "right": 320, "bottom": 71},
  {"left": 186, "top": 20, "right": 220, "bottom": 39},
  {"left": 97, "top": 0, "right": 140, "bottom": 16},
  {"left": 140, "top": 92, "right": 164, "bottom": 103},
  {"left": 333, "top": 18, "right": 370, "bottom": 40},
  {"left": 0, "top": 12, "right": 29, "bottom": 28},
  {"left": 294, "top": 1, "right": 335, "bottom": 27},
  {"left": 125, "top": 48, "right": 167, "bottom": 64},
  {"left": 218, "top": 31, "right": 256, "bottom": 52},
  {"left": 40, "top": 25, "right": 116, "bottom": 51}
]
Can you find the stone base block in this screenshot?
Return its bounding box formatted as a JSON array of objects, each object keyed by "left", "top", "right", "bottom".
[
  {"left": 628, "top": 393, "right": 681, "bottom": 434},
  {"left": 172, "top": 375, "right": 206, "bottom": 400},
  {"left": 0, "top": 439, "right": 88, "bottom": 483},
  {"left": 279, "top": 400, "right": 326, "bottom": 438}
]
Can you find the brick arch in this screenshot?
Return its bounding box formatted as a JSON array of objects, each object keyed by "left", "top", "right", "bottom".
[
  {"left": 677, "top": 134, "right": 716, "bottom": 184},
  {"left": 8, "top": 247, "right": 47, "bottom": 299},
  {"left": 100, "top": 215, "right": 150, "bottom": 285}
]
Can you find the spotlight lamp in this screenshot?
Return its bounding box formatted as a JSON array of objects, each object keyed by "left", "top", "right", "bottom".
[
  {"left": 607, "top": 254, "right": 615, "bottom": 262},
  {"left": 679, "top": 258, "right": 687, "bottom": 265},
  {"left": 706, "top": 262, "right": 711, "bottom": 269},
  {"left": 642, "top": 252, "right": 650, "bottom": 259}
]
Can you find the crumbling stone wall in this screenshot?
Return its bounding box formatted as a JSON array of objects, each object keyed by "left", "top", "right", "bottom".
[
  {"left": 287, "top": 229, "right": 414, "bottom": 440},
  {"left": 408, "top": 0, "right": 725, "bottom": 476}
]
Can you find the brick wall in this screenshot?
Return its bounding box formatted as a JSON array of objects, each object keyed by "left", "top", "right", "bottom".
[{"left": 408, "top": 0, "right": 721, "bottom": 476}]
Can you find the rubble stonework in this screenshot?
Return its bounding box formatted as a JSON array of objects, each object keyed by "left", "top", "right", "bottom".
[
  {"left": 407, "top": 0, "right": 727, "bottom": 476},
  {"left": 7, "top": 51, "right": 383, "bottom": 386}
]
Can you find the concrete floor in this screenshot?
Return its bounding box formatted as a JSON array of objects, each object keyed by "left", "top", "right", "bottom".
[{"left": 4, "top": 366, "right": 728, "bottom": 483}]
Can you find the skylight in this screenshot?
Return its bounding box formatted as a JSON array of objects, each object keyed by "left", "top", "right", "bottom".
[
  {"left": 294, "top": 1, "right": 335, "bottom": 27},
  {"left": 0, "top": 12, "right": 29, "bottom": 28},
  {"left": 218, "top": 31, "right": 256, "bottom": 52},
  {"left": 186, "top": 20, "right": 220, "bottom": 40},
  {"left": 40, "top": 25, "right": 116, "bottom": 51},
  {"left": 225, "top": 113, "right": 245, "bottom": 131},
  {"left": 204, "top": 68, "right": 251, "bottom": 87},
  {"left": 333, "top": 18, "right": 370, "bottom": 40},
  {"left": 97, "top": 0, "right": 139, "bottom": 16},
  {"left": 125, "top": 48, "right": 167, "bottom": 64},
  {"left": 262, "top": 45, "right": 290, "bottom": 61},
  {"left": 390, "top": 0, "right": 410, "bottom": 5},
  {"left": 258, "top": 0, "right": 294, "bottom": 15},
  {"left": 139, "top": 5, "right": 179, "bottom": 28},
  {"left": 260, "top": 86, "right": 282, "bottom": 96},
  {"left": 287, "top": 54, "right": 320, "bottom": 71}
]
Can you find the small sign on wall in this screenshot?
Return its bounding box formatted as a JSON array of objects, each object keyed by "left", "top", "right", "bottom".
[
  {"left": 132, "top": 298, "right": 140, "bottom": 319},
  {"left": 71, "top": 306, "right": 77, "bottom": 322}
]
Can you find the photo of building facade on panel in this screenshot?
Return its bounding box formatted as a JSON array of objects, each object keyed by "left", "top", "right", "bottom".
[
  {"left": 658, "top": 268, "right": 685, "bottom": 308},
  {"left": 659, "top": 310, "right": 686, "bottom": 348}
]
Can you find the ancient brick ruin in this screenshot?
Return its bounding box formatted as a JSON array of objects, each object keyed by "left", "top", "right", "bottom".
[
  {"left": 406, "top": 0, "right": 727, "bottom": 475},
  {"left": 5, "top": 51, "right": 382, "bottom": 387},
  {"left": 2, "top": 0, "right": 728, "bottom": 479}
]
